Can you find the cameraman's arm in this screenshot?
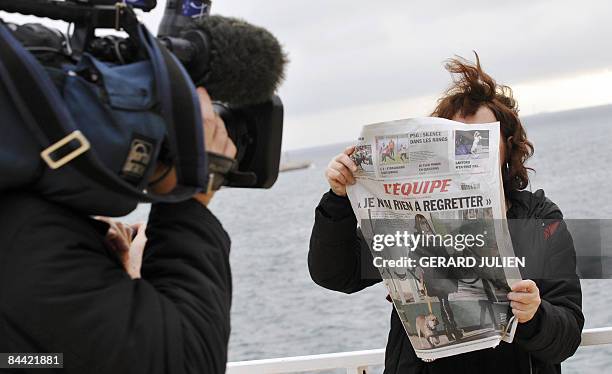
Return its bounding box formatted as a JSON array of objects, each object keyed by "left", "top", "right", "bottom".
[
  {"left": 95, "top": 200, "right": 232, "bottom": 373},
  {"left": 1, "top": 196, "right": 229, "bottom": 374},
  {"left": 141, "top": 86, "right": 236, "bottom": 373},
  {"left": 142, "top": 199, "right": 232, "bottom": 374}
]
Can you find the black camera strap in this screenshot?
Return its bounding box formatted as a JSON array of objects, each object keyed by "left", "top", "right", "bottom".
[{"left": 154, "top": 37, "right": 208, "bottom": 191}]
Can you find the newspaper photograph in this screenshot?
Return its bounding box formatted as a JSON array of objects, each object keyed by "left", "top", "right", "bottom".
[{"left": 347, "top": 117, "right": 523, "bottom": 361}]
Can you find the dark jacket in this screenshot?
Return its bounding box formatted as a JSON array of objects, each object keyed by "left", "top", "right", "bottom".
[
  {"left": 309, "top": 189, "right": 583, "bottom": 374},
  {"left": 0, "top": 192, "right": 232, "bottom": 374}
]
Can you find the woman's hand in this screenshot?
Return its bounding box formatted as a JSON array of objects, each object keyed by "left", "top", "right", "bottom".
[
  {"left": 325, "top": 146, "right": 357, "bottom": 197},
  {"left": 99, "top": 218, "right": 148, "bottom": 279},
  {"left": 508, "top": 279, "right": 541, "bottom": 323}
]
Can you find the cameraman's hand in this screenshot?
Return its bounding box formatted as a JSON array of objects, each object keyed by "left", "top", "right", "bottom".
[
  {"left": 326, "top": 146, "right": 357, "bottom": 197},
  {"left": 194, "top": 87, "right": 237, "bottom": 206},
  {"left": 148, "top": 88, "right": 236, "bottom": 204},
  {"left": 98, "top": 218, "right": 147, "bottom": 279}
]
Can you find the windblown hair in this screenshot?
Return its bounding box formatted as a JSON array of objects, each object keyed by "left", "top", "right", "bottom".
[{"left": 431, "top": 53, "right": 534, "bottom": 195}]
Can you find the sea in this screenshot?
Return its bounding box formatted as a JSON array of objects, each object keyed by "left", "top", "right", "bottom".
[{"left": 126, "top": 104, "right": 612, "bottom": 373}]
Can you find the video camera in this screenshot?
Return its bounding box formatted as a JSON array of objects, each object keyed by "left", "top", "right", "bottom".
[{"left": 0, "top": 0, "right": 286, "bottom": 215}]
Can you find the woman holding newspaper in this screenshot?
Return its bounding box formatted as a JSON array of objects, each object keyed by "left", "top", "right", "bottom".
[{"left": 308, "top": 54, "right": 583, "bottom": 374}]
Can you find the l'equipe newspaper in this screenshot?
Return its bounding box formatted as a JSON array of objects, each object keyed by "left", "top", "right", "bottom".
[{"left": 347, "top": 117, "right": 523, "bottom": 361}]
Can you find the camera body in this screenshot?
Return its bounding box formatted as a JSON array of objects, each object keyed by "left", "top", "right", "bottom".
[{"left": 0, "top": 0, "right": 284, "bottom": 191}]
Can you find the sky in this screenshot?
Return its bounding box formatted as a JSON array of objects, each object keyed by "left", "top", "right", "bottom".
[{"left": 2, "top": 0, "right": 612, "bottom": 150}]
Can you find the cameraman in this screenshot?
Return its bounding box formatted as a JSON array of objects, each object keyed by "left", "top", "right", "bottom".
[{"left": 0, "top": 87, "right": 236, "bottom": 374}]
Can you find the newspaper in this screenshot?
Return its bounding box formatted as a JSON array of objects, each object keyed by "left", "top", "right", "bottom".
[{"left": 346, "top": 117, "right": 523, "bottom": 361}]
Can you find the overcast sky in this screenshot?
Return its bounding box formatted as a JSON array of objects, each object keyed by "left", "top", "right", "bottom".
[{"left": 3, "top": 1, "right": 612, "bottom": 149}]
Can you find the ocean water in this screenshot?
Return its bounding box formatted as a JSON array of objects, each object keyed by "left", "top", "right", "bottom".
[{"left": 127, "top": 104, "right": 612, "bottom": 373}]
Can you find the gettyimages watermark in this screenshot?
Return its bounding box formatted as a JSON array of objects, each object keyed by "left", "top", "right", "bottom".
[
  {"left": 370, "top": 230, "right": 525, "bottom": 271},
  {"left": 372, "top": 231, "right": 526, "bottom": 269},
  {"left": 356, "top": 218, "right": 612, "bottom": 281}
]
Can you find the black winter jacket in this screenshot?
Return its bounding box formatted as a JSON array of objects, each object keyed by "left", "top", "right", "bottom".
[
  {"left": 0, "top": 193, "right": 232, "bottom": 374},
  {"left": 309, "top": 189, "right": 583, "bottom": 374}
]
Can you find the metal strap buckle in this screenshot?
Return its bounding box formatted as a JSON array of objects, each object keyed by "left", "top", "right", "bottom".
[
  {"left": 115, "top": 2, "right": 128, "bottom": 31},
  {"left": 40, "top": 130, "right": 91, "bottom": 170},
  {"left": 206, "top": 173, "right": 216, "bottom": 194}
]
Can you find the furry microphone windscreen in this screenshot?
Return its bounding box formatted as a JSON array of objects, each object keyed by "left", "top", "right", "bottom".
[{"left": 193, "top": 15, "right": 288, "bottom": 106}]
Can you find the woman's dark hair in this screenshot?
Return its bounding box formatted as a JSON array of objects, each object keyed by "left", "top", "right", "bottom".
[{"left": 431, "top": 52, "right": 534, "bottom": 195}]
